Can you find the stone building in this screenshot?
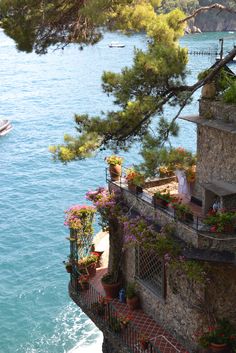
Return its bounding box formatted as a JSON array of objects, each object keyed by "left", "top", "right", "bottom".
[{"left": 68, "top": 88, "right": 236, "bottom": 353}]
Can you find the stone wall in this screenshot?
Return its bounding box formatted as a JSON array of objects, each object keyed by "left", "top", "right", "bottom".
[
  {"left": 111, "top": 183, "right": 236, "bottom": 253},
  {"left": 199, "top": 99, "right": 236, "bottom": 124},
  {"left": 195, "top": 124, "right": 236, "bottom": 193},
  {"left": 122, "top": 247, "right": 236, "bottom": 351}
]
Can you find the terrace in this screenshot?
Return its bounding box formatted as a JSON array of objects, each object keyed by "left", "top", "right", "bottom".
[
  {"left": 106, "top": 168, "right": 236, "bottom": 257},
  {"left": 69, "top": 232, "right": 188, "bottom": 353}
]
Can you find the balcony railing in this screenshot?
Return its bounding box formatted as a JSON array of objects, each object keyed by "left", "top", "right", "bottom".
[
  {"left": 70, "top": 277, "right": 164, "bottom": 353},
  {"left": 106, "top": 167, "right": 236, "bottom": 237}
]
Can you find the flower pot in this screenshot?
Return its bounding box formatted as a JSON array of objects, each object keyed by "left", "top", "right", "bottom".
[
  {"left": 101, "top": 281, "right": 121, "bottom": 298},
  {"left": 65, "top": 264, "right": 72, "bottom": 273},
  {"left": 109, "top": 165, "right": 122, "bottom": 181},
  {"left": 210, "top": 343, "right": 229, "bottom": 353},
  {"left": 152, "top": 196, "right": 168, "bottom": 208},
  {"left": 128, "top": 182, "right": 136, "bottom": 193},
  {"left": 127, "top": 296, "right": 139, "bottom": 310}
]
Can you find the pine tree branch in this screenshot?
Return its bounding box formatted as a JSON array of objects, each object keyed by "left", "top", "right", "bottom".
[{"left": 179, "top": 3, "right": 236, "bottom": 23}]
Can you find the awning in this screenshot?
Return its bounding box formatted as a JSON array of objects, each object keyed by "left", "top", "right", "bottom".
[
  {"left": 179, "top": 115, "right": 236, "bottom": 134},
  {"left": 203, "top": 180, "right": 236, "bottom": 196}
]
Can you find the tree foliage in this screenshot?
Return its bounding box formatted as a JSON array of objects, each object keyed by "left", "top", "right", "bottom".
[{"left": 1, "top": 0, "right": 235, "bottom": 172}]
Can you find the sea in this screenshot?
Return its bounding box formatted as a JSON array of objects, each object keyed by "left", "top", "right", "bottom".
[{"left": 0, "top": 29, "right": 235, "bottom": 353}]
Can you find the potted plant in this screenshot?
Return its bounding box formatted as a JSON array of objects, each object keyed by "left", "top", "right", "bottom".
[
  {"left": 197, "top": 319, "right": 236, "bottom": 353},
  {"left": 126, "top": 282, "right": 140, "bottom": 310},
  {"left": 125, "top": 167, "right": 145, "bottom": 194},
  {"left": 77, "top": 254, "right": 99, "bottom": 277},
  {"left": 152, "top": 189, "right": 174, "bottom": 208},
  {"left": 90, "top": 250, "right": 104, "bottom": 267},
  {"left": 172, "top": 202, "right": 194, "bottom": 223},
  {"left": 159, "top": 166, "right": 174, "bottom": 178},
  {"left": 204, "top": 211, "right": 236, "bottom": 233},
  {"left": 105, "top": 155, "right": 123, "bottom": 181},
  {"left": 139, "top": 334, "right": 149, "bottom": 350},
  {"left": 101, "top": 272, "right": 121, "bottom": 299}
]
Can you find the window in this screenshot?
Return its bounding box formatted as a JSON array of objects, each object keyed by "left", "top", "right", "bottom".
[{"left": 135, "top": 246, "right": 166, "bottom": 299}]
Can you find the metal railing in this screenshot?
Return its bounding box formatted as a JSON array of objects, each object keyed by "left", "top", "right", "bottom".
[
  {"left": 106, "top": 167, "right": 236, "bottom": 237},
  {"left": 70, "top": 278, "right": 164, "bottom": 353}
]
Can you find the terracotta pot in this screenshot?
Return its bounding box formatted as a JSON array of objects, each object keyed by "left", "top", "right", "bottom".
[
  {"left": 128, "top": 182, "right": 143, "bottom": 194},
  {"left": 210, "top": 343, "right": 229, "bottom": 353},
  {"left": 66, "top": 264, "right": 72, "bottom": 273},
  {"left": 152, "top": 196, "right": 168, "bottom": 208},
  {"left": 109, "top": 164, "right": 122, "bottom": 181},
  {"left": 101, "top": 281, "right": 121, "bottom": 298},
  {"left": 127, "top": 296, "right": 139, "bottom": 310}
]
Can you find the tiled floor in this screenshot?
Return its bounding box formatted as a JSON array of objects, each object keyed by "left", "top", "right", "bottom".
[{"left": 89, "top": 267, "right": 188, "bottom": 353}]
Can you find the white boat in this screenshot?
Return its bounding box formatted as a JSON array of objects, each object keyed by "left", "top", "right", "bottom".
[
  {"left": 0, "top": 119, "right": 12, "bottom": 136},
  {"left": 109, "top": 41, "right": 125, "bottom": 48}
]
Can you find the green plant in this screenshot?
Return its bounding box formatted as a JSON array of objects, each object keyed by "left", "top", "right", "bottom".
[
  {"left": 197, "top": 319, "right": 236, "bottom": 348},
  {"left": 172, "top": 202, "right": 193, "bottom": 219},
  {"left": 78, "top": 254, "right": 98, "bottom": 268},
  {"left": 204, "top": 211, "right": 236, "bottom": 233},
  {"left": 105, "top": 155, "right": 123, "bottom": 165},
  {"left": 153, "top": 189, "right": 174, "bottom": 204},
  {"left": 125, "top": 167, "right": 145, "bottom": 186},
  {"left": 126, "top": 282, "right": 137, "bottom": 299},
  {"left": 223, "top": 82, "right": 236, "bottom": 104}
]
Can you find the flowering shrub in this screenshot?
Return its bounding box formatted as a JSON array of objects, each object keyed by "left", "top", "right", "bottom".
[
  {"left": 105, "top": 155, "right": 123, "bottom": 165},
  {"left": 64, "top": 205, "right": 96, "bottom": 234},
  {"left": 86, "top": 187, "right": 121, "bottom": 230},
  {"left": 122, "top": 216, "right": 156, "bottom": 246},
  {"left": 197, "top": 320, "right": 236, "bottom": 348}
]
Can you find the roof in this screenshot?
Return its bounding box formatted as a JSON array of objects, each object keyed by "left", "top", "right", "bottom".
[
  {"left": 203, "top": 180, "right": 236, "bottom": 196},
  {"left": 179, "top": 115, "right": 236, "bottom": 134}
]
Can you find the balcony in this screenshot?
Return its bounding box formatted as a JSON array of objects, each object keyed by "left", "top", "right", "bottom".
[
  {"left": 69, "top": 232, "right": 189, "bottom": 353},
  {"left": 107, "top": 169, "right": 236, "bottom": 260}
]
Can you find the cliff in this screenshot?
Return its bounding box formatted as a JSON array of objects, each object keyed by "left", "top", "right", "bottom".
[{"left": 194, "top": 0, "right": 236, "bottom": 32}]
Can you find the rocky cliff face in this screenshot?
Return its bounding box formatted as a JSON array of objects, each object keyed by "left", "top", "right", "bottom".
[{"left": 194, "top": 0, "right": 236, "bottom": 31}]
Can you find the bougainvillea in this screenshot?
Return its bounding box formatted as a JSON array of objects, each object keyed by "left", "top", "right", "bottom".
[{"left": 64, "top": 205, "right": 96, "bottom": 236}]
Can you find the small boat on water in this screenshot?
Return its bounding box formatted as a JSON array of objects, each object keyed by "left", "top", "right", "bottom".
[
  {"left": 0, "top": 119, "right": 12, "bottom": 136},
  {"left": 109, "top": 41, "right": 125, "bottom": 48}
]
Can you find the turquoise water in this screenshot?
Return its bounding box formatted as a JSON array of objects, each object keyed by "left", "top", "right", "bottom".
[{"left": 0, "top": 30, "right": 235, "bottom": 353}]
